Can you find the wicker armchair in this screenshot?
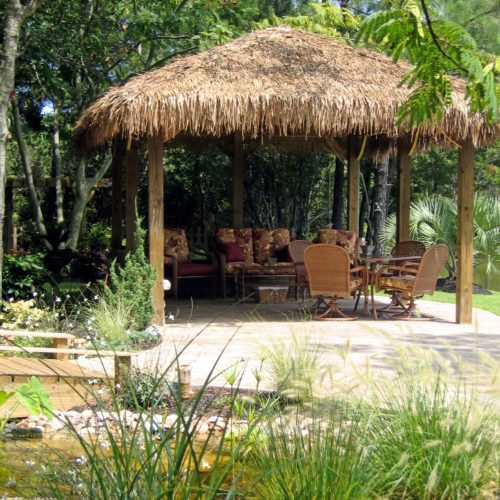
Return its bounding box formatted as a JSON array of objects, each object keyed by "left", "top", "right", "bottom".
[
  {"left": 374, "top": 244, "right": 448, "bottom": 319},
  {"left": 377, "top": 240, "right": 427, "bottom": 313},
  {"left": 304, "top": 244, "right": 368, "bottom": 320},
  {"left": 288, "top": 240, "right": 312, "bottom": 300}
]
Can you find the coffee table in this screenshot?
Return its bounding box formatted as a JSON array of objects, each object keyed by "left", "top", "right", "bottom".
[{"left": 233, "top": 264, "right": 296, "bottom": 302}]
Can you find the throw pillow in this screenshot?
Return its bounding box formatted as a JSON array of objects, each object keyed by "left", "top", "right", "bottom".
[{"left": 220, "top": 242, "right": 245, "bottom": 262}]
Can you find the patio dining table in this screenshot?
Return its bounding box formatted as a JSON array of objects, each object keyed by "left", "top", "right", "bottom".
[{"left": 358, "top": 254, "right": 422, "bottom": 319}]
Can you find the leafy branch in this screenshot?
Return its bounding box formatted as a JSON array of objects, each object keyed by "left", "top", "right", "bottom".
[{"left": 356, "top": 0, "right": 499, "bottom": 126}]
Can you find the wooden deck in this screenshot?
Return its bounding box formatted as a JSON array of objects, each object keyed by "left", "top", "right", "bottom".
[
  {"left": 1, "top": 330, "right": 132, "bottom": 419},
  {"left": 0, "top": 357, "right": 111, "bottom": 419}
]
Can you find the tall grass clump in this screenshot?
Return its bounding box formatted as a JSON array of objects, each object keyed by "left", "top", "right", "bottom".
[
  {"left": 366, "top": 368, "right": 498, "bottom": 499},
  {"left": 84, "top": 293, "right": 131, "bottom": 344},
  {"left": 263, "top": 332, "right": 325, "bottom": 402},
  {"left": 248, "top": 404, "right": 373, "bottom": 499}
]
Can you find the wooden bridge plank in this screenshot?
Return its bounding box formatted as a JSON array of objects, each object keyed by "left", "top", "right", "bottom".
[
  {"left": 0, "top": 329, "right": 75, "bottom": 339},
  {"left": 0, "top": 357, "right": 108, "bottom": 379}
]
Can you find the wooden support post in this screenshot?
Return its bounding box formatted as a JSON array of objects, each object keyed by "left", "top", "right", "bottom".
[
  {"left": 456, "top": 139, "right": 474, "bottom": 324},
  {"left": 52, "top": 337, "right": 69, "bottom": 361},
  {"left": 397, "top": 138, "right": 411, "bottom": 242},
  {"left": 148, "top": 136, "right": 165, "bottom": 326},
  {"left": 232, "top": 132, "right": 244, "bottom": 228},
  {"left": 347, "top": 137, "right": 360, "bottom": 233},
  {"left": 178, "top": 365, "right": 192, "bottom": 399},
  {"left": 111, "top": 140, "right": 126, "bottom": 252},
  {"left": 3, "top": 185, "right": 13, "bottom": 252},
  {"left": 125, "top": 145, "right": 139, "bottom": 253},
  {"left": 114, "top": 354, "right": 132, "bottom": 393}
]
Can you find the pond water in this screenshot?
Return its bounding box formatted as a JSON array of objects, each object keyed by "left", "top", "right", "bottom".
[
  {"left": 0, "top": 433, "right": 234, "bottom": 497},
  {"left": 0, "top": 435, "right": 83, "bottom": 497}
]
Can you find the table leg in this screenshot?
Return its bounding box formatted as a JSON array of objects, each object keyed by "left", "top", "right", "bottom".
[{"left": 370, "top": 264, "right": 378, "bottom": 320}]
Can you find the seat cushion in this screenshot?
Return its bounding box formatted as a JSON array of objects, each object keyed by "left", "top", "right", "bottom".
[
  {"left": 219, "top": 242, "right": 246, "bottom": 262},
  {"left": 379, "top": 275, "right": 415, "bottom": 291},
  {"left": 171, "top": 263, "right": 215, "bottom": 277},
  {"left": 350, "top": 277, "right": 364, "bottom": 290},
  {"left": 164, "top": 228, "right": 189, "bottom": 264},
  {"left": 253, "top": 228, "right": 291, "bottom": 265}
]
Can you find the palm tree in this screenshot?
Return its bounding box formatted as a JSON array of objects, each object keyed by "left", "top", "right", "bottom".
[{"left": 380, "top": 194, "right": 500, "bottom": 287}]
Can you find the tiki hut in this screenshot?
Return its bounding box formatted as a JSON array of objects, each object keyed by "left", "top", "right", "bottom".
[{"left": 75, "top": 26, "right": 499, "bottom": 325}]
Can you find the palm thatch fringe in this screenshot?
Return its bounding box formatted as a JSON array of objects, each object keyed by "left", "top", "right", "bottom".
[{"left": 74, "top": 26, "right": 499, "bottom": 154}]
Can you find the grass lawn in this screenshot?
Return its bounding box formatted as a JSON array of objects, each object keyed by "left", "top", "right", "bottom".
[
  {"left": 374, "top": 290, "right": 500, "bottom": 315},
  {"left": 421, "top": 290, "right": 500, "bottom": 316}
]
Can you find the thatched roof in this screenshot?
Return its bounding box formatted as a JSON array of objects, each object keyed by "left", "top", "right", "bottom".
[{"left": 75, "top": 26, "right": 498, "bottom": 153}]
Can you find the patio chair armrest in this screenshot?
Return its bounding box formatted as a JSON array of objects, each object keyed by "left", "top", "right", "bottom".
[
  {"left": 350, "top": 265, "right": 368, "bottom": 289},
  {"left": 349, "top": 265, "right": 366, "bottom": 274}
]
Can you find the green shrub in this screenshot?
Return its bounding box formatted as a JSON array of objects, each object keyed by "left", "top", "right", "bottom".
[
  {"left": 80, "top": 222, "right": 112, "bottom": 251},
  {"left": 0, "top": 299, "right": 50, "bottom": 330},
  {"left": 2, "top": 252, "right": 46, "bottom": 300},
  {"left": 120, "top": 368, "right": 170, "bottom": 409},
  {"left": 105, "top": 217, "right": 156, "bottom": 331}
]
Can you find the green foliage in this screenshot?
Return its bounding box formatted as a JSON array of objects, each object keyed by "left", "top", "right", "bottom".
[
  {"left": 79, "top": 222, "right": 112, "bottom": 251},
  {"left": 249, "top": 406, "right": 372, "bottom": 499},
  {"left": 38, "top": 348, "right": 271, "bottom": 498},
  {"left": 85, "top": 292, "right": 131, "bottom": 344},
  {"left": 105, "top": 217, "right": 156, "bottom": 331},
  {"left": 367, "top": 374, "right": 497, "bottom": 498},
  {"left": 0, "top": 299, "right": 50, "bottom": 330},
  {"left": 257, "top": 3, "right": 360, "bottom": 38},
  {"left": 14, "top": 376, "right": 53, "bottom": 420},
  {"left": 381, "top": 194, "right": 500, "bottom": 281},
  {"left": 120, "top": 368, "right": 170, "bottom": 409},
  {"left": 356, "top": 1, "right": 499, "bottom": 124},
  {"left": 0, "top": 376, "right": 52, "bottom": 431},
  {"left": 2, "top": 252, "right": 46, "bottom": 300}
]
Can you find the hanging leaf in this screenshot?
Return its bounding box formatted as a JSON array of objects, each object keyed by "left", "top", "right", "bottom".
[{"left": 15, "top": 376, "right": 53, "bottom": 420}]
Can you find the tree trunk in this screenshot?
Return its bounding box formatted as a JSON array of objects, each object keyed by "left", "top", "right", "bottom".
[
  {"left": 0, "top": 0, "right": 44, "bottom": 296},
  {"left": 359, "top": 162, "right": 373, "bottom": 240},
  {"left": 65, "top": 156, "right": 112, "bottom": 250},
  {"left": 12, "top": 98, "right": 52, "bottom": 249},
  {"left": 372, "top": 158, "right": 390, "bottom": 255},
  {"left": 51, "top": 108, "right": 64, "bottom": 224},
  {"left": 331, "top": 156, "right": 345, "bottom": 228}
]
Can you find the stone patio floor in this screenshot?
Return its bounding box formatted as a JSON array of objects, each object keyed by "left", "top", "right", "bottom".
[{"left": 132, "top": 295, "right": 500, "bottom": 394}]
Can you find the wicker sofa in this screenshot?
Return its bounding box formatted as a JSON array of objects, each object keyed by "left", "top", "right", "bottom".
[{"left": 216, "top": 228, "right": 295, "bottom": 298}]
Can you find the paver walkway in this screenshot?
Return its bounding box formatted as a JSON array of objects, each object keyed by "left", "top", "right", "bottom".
[{"left": 131, "top": 296, "right": 499, "bottom": 393}]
